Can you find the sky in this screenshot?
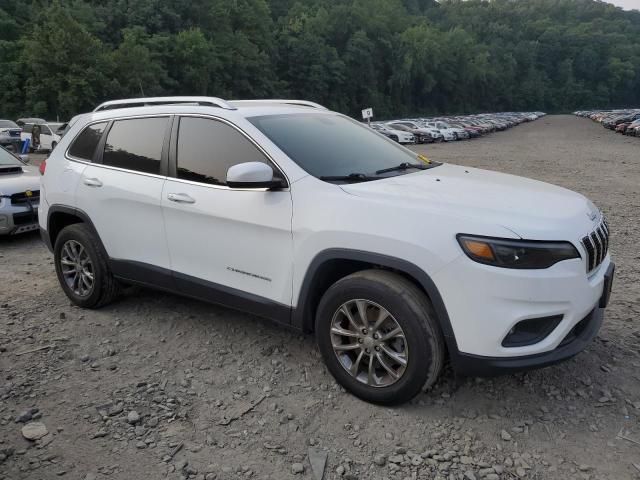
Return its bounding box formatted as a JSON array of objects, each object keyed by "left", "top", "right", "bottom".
[{"left": 606, "top": 0, "right": 639, "bottom": 10}]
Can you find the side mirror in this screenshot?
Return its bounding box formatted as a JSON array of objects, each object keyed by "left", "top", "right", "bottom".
[{"left": 226, "top": 162, "right": 284, "bottom": 189}]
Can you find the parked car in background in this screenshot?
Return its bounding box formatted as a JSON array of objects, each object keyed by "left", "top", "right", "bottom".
[
  {"left": 55, "top": 115, "right": 84, "bottom": 139},
  {"left": 377, "top": 112, "right": 542, "bottom": 144},
  {"left": 0, "top": 146, "right": 39, "bottom": 235},
  {"left": 387, "top": 121, "right": 439, "bottom": 143},
  {"left": 425, "top": 121, "right": 462, "bottom": 141},
  {"left": 625, "top": 119, "right": 640, "bottom": 136},
  {"left": 0, "top": 120, "right": 22, "bottom": 152},
  {"left": 21, "top": 122, "right": 63, "bottom": 152},
  {"left": 16, "top": 117, "right": 46, "bottom": 127},
  {"left": 370, "top": 123, "right": 415, "bottom": 144},
  {"left": 575, "top": 109, "right": 640, "bottom": 139}
]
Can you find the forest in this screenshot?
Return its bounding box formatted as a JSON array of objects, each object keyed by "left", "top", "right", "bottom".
[{"left": 1, "top": 0, "right": 639, "bottom": 120}]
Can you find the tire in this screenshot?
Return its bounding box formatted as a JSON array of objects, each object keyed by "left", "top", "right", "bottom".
[
  {"left": 315, "top": 270, "right": 444, "bottom": 405},
  {"left": 51, "top": 141, "right": 57, "bottom": 151},
  {"left": 53, "top": 223, "right": 120, "bottom": 308}
]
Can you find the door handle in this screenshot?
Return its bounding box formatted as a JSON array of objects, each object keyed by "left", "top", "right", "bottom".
[
  {"left": 167, "top": 193, "right": 196, "bottom": 204},
  {"left": 83, "top": 177, "right": 103, "bottom": 187}
]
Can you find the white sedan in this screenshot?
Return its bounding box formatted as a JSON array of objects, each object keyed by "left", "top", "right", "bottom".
[{"left": 371, "top": 123, "right": 415, "bottom": 144}]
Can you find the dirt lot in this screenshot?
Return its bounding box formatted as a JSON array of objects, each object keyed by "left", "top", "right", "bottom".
[{"left": 1, "top": 115, "right": 639, "bottom": 480}]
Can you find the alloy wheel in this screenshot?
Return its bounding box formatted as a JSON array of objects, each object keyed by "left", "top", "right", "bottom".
[
  {"left": 60, "top": 240, "right": 94, "bottom": 297},
  {"left": 330, "top": 299, "right": 408, "bottom": 387}
]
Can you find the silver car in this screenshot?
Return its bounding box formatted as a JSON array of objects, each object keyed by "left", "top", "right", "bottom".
[
  {"left": 0, "top": 119, "right": 22, "bottom": 152},
  {"left": 0, "top": 147, "right": 40, "bottom": 235}
]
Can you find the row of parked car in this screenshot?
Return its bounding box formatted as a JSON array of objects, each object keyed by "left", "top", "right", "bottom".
[
  {"left": 0, "top": 117, "right": 69, "bottom": 153},
  {"left": 574, "top": 109, "right": 640, "bottom": 137},
  {"left": 368, "top": 112, "right": 546, "bottom": 144}
]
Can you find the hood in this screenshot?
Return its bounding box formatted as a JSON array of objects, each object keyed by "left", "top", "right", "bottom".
[
  {"left": 0, "top": 165, "right": 40, "bottom": 196},
  {"left": 340, "top": 163, "right": 599, "bottom": 240}
]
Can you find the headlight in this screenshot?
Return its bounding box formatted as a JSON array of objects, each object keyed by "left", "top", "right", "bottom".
[{"left": 457, "top": 235, "right": 580, "bottom": 269}]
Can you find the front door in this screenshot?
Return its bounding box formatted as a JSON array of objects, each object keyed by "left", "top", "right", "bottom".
[{"left": 161, "top": 116, "right": 293, "bottom": 320}]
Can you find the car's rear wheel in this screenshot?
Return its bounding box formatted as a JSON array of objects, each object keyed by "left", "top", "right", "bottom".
[
  {"left": 51, "top": 141, "right": 57, "bottom": 151},
  {"left": 316, "top": 270, "right": 444, "bottom": 405},
  {"left": 54, "top": 224, "right": 120, "bottom": 308}
]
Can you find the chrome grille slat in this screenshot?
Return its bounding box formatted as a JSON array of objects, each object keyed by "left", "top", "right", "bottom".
[
  {"left": 596, "top": 230, "right": 605, "bottom": 265},
  {"left": 581, "top": 217, "right": 609, "bottom": 273},
  {"left": 590, "top": 232, "right": 601, "bottom": 265},
  {"left": 597, "top": 226, "right": 607, "bottom": 260}
]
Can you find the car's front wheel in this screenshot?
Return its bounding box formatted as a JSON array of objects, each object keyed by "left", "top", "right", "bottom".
[
  {"left": 54, "top": 224, "right": 120, "bottom": 308},
  {"left": 316, "top": 270, "right": 444, "bottom": 405}
]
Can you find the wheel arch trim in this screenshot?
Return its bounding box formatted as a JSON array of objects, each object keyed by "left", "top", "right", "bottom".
[
  {"left": 293, "top": 248, "right": 458, "bottom": 351},
  {"left": 46, "top": 205, "right": 109, "bottom": 259}
]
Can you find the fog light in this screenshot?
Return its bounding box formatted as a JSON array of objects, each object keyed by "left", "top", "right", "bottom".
[{"left": 502, "top": 315, "right": 563, "bottom": 347}]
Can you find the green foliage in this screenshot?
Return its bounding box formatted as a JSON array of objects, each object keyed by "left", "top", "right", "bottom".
[{"left": 1, "top": 0, "right": 640, "bottom": 119}]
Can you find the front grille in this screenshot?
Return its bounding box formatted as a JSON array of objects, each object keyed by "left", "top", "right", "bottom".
[
  {"left": 581, "top": 218, "right": 609, "bottom": 272},
  {"left": 11, "top": 190, "right": 40, "bottom": 205}
]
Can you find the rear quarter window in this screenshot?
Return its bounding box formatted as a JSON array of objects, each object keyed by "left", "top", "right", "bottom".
[{"left": 68, "top": 122, "right": 108, "bottom": 161}]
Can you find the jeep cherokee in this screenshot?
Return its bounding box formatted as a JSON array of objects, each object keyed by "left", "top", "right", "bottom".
[{"left": 39, "top": 97, "right": 615, "bottom": 404}]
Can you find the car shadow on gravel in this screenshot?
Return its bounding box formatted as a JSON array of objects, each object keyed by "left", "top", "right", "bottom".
[
  {"left": 0, "top": 230, "right": 41, "bottom": 247},
  {"left": 113, "top": 286, "right": 623, "bottom": 419}
]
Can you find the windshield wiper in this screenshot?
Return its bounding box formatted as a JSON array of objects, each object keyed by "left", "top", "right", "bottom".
[
  {"left": 319, "top": 173, "right": 378, "bottom": 183},
  {"left": 375, "top": 162, "right": 429, "bottom": 175}
]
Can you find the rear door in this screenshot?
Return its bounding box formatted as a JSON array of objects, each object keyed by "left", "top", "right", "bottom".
[
  {"left": 39, "top": 125, "right": 53, "bottom": 150},
  {"left": 161, "top": 115, "right": 293, "bottom": 317},
  {"left": 74, "top": 116, "right": 172, "bottom": 284}
]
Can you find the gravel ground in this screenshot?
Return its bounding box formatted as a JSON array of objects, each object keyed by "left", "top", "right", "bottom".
[{"left": 1, "top": 114, "right": 639, "bottom": 480}]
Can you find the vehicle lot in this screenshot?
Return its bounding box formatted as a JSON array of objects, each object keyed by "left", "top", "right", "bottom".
[{"left": 0, "top": 115, "right": 639, "bottom": 479}]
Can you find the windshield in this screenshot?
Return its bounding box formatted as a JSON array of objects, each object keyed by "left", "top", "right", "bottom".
[
  {"left": 0, "top": 120, "right": 18, "bottom": 129},
  {"left": 249, "top": 113, "right": 435, "bottom": 180},
  {"left": 0, "top": 147, "right": 23, "bottom": 166}
]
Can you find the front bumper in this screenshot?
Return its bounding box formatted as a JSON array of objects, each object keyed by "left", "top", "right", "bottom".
[
  {"left": 433, "top": 252, "right": 613, "bottom": 362},
  {"left": 450, "top": 304, "right": 604, "bottom": 376},
  {"left": 0, "top": 203, "right": 39, "bottom": 235}
]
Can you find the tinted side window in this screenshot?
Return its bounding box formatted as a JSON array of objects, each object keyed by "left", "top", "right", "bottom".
[
  {"left": 103, "top": 117, "right": 168, "bottom": 174},
  {"left": 176, "top": 117, "right": 279, "bottom": 186},
  {"left": 68, "top": 122, "right": 107, "bottom": 161}
]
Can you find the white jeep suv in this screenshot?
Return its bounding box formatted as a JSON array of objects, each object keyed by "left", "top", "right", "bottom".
[{"left": 39, "top": 97, "right": 614, "bottom": 404}]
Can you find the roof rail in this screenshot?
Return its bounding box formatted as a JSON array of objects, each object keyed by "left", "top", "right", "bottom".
[
  {"left": 93, "top": 96, "right": 236, "bottom": 112},
  {"left": 228, "top": 99, "right": 328, "bottom": 110}
]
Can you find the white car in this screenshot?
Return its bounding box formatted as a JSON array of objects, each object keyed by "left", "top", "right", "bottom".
[
  {"left": 425, "top": 121, "right": 462, "bottom": 141},
  {"left": 0, "top": 146, "right": 39, "bottom": 235},
  {"left": 39, "top": 96, "right": 614, "bottom": 405},
  {"left": 21, "top": 122, "right": 62, "bottom": 152},
  {"left": 386, "top": 121, "right": 440, "bottom": 143},
  {"left": 370, "top": 123, "right": 415, "bottom": 144},
  {"left": 0, "top": 120, "right": 23, "bottom": 152}
]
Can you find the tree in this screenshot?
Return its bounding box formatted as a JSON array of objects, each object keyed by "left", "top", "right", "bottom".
[
  {"left": 2, "top": 0, "right": 640, "bottom": 119},
  {"left": 21, "top": 2, "right": 112, "bottom": 119}
]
